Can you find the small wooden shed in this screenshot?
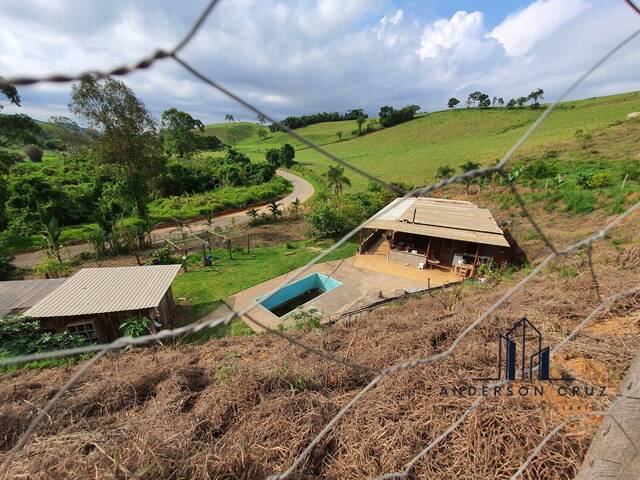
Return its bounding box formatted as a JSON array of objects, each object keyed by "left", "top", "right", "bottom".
[{"left": 24, "top": 265, "right": 181, "bottom": 343}]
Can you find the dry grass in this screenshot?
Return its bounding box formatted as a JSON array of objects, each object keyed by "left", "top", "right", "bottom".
[{"left": 1, "top": 206, "right": 639, "bottom": 479}]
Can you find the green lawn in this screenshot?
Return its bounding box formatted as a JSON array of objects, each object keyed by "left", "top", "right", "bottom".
[
  {"left": 171, "top": 238, "right": 359, "bottom": 340},
  {"left": 207, "top": 92, "right": 640, "bottom": 191}
]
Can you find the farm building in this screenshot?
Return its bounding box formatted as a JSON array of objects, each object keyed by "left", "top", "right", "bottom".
[
  {"left": 23, "top": 265, "right": 181, "bottom": 343},
  {"left": 359, "top": 197, "right": 514, "bottom": 277},
  {"left": 0, "top": 278, "right": 67, "bottom": 317}
]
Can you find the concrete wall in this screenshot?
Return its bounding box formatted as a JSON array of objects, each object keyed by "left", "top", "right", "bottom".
[{"left": 389, "top": 249, "right": 428, "bottom": 268}]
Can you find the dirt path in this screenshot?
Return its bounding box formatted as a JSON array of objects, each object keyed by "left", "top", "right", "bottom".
[{"left": 12, "top": 170, "right": 314, "bottom": 269}]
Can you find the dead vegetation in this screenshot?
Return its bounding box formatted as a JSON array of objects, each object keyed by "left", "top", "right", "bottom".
[{"left": 1, "top": 205, "right": 639, "bottom": 479}]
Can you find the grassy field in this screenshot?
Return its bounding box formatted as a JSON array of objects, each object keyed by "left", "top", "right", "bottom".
[
  {"left": 208, "top": 92, "right": 640, "bottom": 191},
  {"left": 171, "top": 238, "right": 359, "bottom": 340}
]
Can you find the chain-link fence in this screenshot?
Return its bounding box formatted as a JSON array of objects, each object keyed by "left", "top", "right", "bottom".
[{"left": 1, "top": 0, "right": 640, "bottom": 478}]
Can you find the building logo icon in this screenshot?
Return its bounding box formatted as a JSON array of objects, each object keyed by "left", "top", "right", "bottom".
[{"left": 474, "top": 317, "right": 569, "bottom": 382}]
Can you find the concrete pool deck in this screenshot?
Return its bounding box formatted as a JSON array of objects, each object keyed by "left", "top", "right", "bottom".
[{"left": 201, "top": 255, "right": 461, "bottom": 332}]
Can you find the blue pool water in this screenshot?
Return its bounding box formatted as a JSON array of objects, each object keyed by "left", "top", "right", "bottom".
[{"left": 258, "top": 273, "right": 342, "bottom": 317}]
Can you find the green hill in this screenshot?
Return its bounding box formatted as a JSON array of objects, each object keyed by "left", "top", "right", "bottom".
[
  {"left": 202, "top": 122, "right": 264, "bottom": 145},
  {"left": 216, "top": 92, "right": 640, "bottom": 191}
]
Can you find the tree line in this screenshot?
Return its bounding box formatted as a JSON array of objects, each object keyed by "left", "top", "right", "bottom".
[
  {"left": 0, "top": 77, "right": 280, "bottom": 275},
  {"left": 448, "top": 88, "right": 545, "bottom": 110}
]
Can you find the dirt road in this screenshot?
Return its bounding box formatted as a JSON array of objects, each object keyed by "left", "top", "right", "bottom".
[{"left": 12, "top": 170, "right": 314, "bottom": 269}]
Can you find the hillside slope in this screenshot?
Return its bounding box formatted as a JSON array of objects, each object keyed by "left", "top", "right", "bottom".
[
  {"left": 2, "top": 177, "right": 640, "bottom": 478},
  {"left": 214, "top": 92, "right": 640, "bottom": 190}
]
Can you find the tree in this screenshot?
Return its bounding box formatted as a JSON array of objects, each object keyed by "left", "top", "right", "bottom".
[
  {"left": 267, "top": 201, "right": 282, "bottom": 219},
  {"left": 459, "top": 161, "right": 481, "bottom": 193},
  {"left": 160, "top": 108, "right": 205, "bottom": 159},
  {"left": 0, "top": 77, "right": 20, "bottom": 109},
  {"left": 492, "top": 96, "right": 498, "bottom": 107},
  {"left": 288, "top": 197, "right": 301, "bottom": 219},
  {"left": 506, "top": 98, "right": 517, "bottom": 109},
  {"left": 38, "top": 216, "right": 63, "bottom": 262},
  {"left": 516, "top": 96, "right": 528, "bottom": 108},
  {"left": 436, "top": 165, "right": 455, "bottom": 180},
  {"left": 69, "top": 77, "right": 164, "bottom": 220},
  {"left": 336, "top": 131, "right": 343, "bottom": 141},
  {"left": 265, "top": 148, "right": 281, "bottom": 168},
  {"left": 467, "top": 91, "right": 481, "bottom": 108},
  {"left": 0, "top": 233, "right": 15, "bottom": 280},
  {"left": 323, "top": 165, "right": 351, "bottom": 197},
  {"left": 448, "top": 97, "right": 460, "bottom": 109},
  {"left": 356, "top": 114, "right": 366, "bottom": 135},
  {"left": 257, "top": 113, "right": 267, "bottom": 124},
  {"left": 24, "top": 144, "right": 43, "bottom": 162},
  {"left": 497, "top": 98, "right": 505, "bottom": 107},
  {"left": 0, "top": 113, "right": 41, "bottom": 146},
  {"left": 246, "top": 208, "right": 259, "bottom": 222},
  {"left": 528, "top": 88, "right": 544, "bottom": 108},
  {"left": 478, "top": 93, "right": 491, "bottom": 108},
  {"left": 257, "top": 128, "right": 267, "bottom": 140},
  {"left": 224, "top": 114, "right": 235, "bottom": 122},
  {"left": 279, "top": 143, "right": 295, "bottom": 168}
]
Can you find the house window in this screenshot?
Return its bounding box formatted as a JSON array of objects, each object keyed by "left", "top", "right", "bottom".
[{"left": 67, "top": 321, "right": 98, "bottom": 342}]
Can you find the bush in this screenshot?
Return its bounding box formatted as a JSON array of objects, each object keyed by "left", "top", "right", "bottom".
[
  {"left": 525, "top": 159, "right": 558, "bottom": 179},
  {"left": 24, "top": 144, "right": 44, "bottom": 162},
  {"left": 0, "top": 233, "right": 15, "bottom": 280},
  {"left": 0, "top": 317, "right": 87, "bottom": 357},
  {"left": 589, "top": 171, "right": 616, "bottom": 188},
  {"left": 120, "top": 316, "right": 150, "bottom": 338},
  {"left": 151, "top": 246, "right": 176, "bottom": 264},
  {"left": 621, "top": 161, "right": 640, "bottom": 181},
  {"left": 563, "top": 190, "right": 596, "bottom": 214},
  {"left": 34, "top": 259, "right": 70, "bottom": 278}
]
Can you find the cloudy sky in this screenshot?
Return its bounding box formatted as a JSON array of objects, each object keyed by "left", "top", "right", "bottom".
[{"left": 1, "top": 0, "right": 639, "bottom": 124}]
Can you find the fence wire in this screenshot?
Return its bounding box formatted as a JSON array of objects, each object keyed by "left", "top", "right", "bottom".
[{"left": 1, "top": 0, "right": 640, "bottom": 478}]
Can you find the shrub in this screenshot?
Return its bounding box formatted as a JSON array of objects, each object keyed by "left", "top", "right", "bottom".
[
  {"left": 306, "top": 205, "right": 351, "bottom": 238},
  {"left": 563, "top": 190, "right": 596, "bottom": 214},
  {"left": 589, "top": 171, "right": 616, "bottom": 188},
  {"left": 24, "top": 144, "right": 44, "bottom": 162},
  {"left": 120, "top": 316, "right": 150, "bottom": 338},
  {"left": 0, "top": 233, "right": 15, "bottom": 280},
  {"left": 621, "top": 161, "right": 640, "bottom": 181},
  {"left": 525, "top": 159, "right": 558, "bottom": 179},
  {"left": 34, "top": 259, "right": 70, "bottom": 278},
  {"left": 151, "top": 246, "right": 175, "bottom": 264},
  {"left": 0, "top": 317, "right": 87, "bottom": 357}
]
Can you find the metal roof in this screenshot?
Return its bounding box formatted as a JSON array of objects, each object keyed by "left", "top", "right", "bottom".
[
  {"left": 0, "top": 279, "right": 67, "bottom": 317},
  {"left": 24, "top": 265, "right": 181, "bottom": 318},
  {"left": 367, "top": 197, "right": 510, "bottom": 247}
]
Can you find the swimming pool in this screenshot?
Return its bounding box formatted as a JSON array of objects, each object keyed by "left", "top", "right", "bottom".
[{"left": 258, "top": 273, "right": 342, "bottom": 317}]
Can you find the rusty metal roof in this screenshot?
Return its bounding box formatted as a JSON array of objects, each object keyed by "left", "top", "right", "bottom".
[
  {"left": 367, "top": 197, "right": 510, "bottom": 247},
  {"left": 0, "top": 279, "right": 67, "bottom": 317},
  {"left": 24, "top": 265, "right": 181, "bottom": 318}
]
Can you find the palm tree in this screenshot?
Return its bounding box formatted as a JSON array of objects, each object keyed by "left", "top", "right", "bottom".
[
  {"left": 323, "top": 165, "right": 351, "bottom": 197},
  {"left": 39, "top": 217, "right": 63, "bottom": 262},
  {"left": 459, "top": 161, "right": 481, "bottom": 193},
  {"left": 267, "top": 201, "right": 282, "bottom": 219},
  {"left": 246, "top": 208, "right": 259, "bottom": 222},
  {"left": 288, "top": 198, "right": 301, "bottom": 219},
  {"left": 436, "top": 165, "right": 455, "bottom": 180}
]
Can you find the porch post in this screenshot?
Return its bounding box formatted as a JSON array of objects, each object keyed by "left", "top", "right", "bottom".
[{"left": 473, "top": 243, "right": 480, "bottom": 270}]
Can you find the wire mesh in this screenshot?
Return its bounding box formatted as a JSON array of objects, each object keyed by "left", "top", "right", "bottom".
[{"left": 1, "top": 0, "right": 640, "bottom": 478}]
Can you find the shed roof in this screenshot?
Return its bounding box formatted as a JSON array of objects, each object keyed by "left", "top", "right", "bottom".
[
  {"left": 24, "top": 265, "right": 181, "bottom": 318},
  {"left": 367, "top": 197, "right": 509, "bottom": 247},
  {"left": 0, "top": 279, "right": 67, "bottom": 317}
]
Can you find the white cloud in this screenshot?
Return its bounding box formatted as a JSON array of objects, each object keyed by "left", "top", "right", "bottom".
[
  {"left": 0, "top": 0, "right": 638, "bottom": 125},
  {"left": 490, "top": 0, "right": 590, "bottom": 56},
  {"left": 417, "top": 10, "right": 486, "bottom": 60}
]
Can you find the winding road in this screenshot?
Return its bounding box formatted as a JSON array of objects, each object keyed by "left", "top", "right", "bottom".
[{"left": 12, "top": 170, "right": 314, "bottom": 268}]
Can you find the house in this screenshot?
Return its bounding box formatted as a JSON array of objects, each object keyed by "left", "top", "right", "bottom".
[
  {"left": 23, "top": 264, "right": 181, "bottom": 343},
  {"left": 359, "top": 197, "right": 514, "bottom": 277},
  {"left": 0, "top": 278, "right": 67, "bottom": 317}
]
